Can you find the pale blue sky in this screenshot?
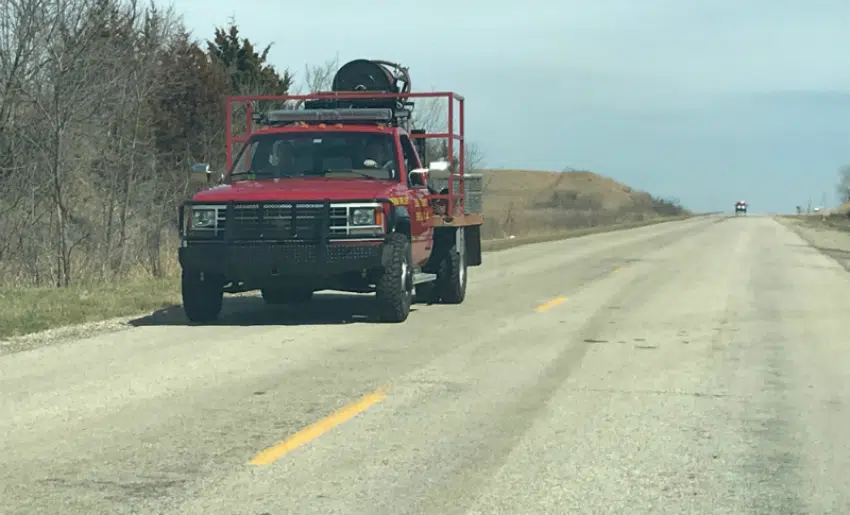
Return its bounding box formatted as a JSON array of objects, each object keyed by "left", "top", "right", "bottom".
[{"left": 164, "top": 0, "right": 850, "bottom": 213}]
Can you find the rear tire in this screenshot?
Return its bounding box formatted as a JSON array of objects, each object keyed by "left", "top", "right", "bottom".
[
  {"left": 261, "top": 288, "right": 313, "bottom": 305},
  {"left": 182, "top": 268, "right": 223, "bottom": 323},
  {"left": 375, "top": 233, "right": 413, "bottom": 322},
  {"left": 435, "top": 228, "right": 468, "bottom": 304}
]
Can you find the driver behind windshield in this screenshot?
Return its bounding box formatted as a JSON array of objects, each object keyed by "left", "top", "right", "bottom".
[
  {"left": 244, "top": 134, "right": 397, "bottom": 179},
  {"left": 249, "top": 143, "right": 274, "bottom": 176},
  {"left": 271, "top": 140, "right": 312, "bottom": 177},
  {"left": 247, "top": 140, "right": 295, "bottom": 177},
  {"left": 270, "top": 141, "right": 290, "bottom": 170},
  {"left": 362, "top": 140, "right": 396, "bottom": 178}
]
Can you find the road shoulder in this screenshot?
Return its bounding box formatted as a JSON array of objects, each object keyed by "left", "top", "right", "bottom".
[{"left": 775, "top": 215, "right": 850, "bottom": 271}]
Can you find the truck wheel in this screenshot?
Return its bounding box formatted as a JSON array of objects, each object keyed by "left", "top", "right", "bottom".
[
  {"left": 435, "top": 229, "right": 467, "bottom": 304},
  {"left": 261, "top": 288, "right": 313, "bottom": 305},
  {"left": 182, "top": 269, "right": 223, "bottom": 323},
  {"left": 375, "top": 232, "right": 413, "bottom": 322}
]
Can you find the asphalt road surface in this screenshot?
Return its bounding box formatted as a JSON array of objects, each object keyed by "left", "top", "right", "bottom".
[{"left": 3, "top": 215, "right": 850, "bottom": 515}]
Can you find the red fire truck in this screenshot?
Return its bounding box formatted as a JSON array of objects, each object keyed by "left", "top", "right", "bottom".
[{"left": 178, "top": 59, "right": 484, "bottom": 323}]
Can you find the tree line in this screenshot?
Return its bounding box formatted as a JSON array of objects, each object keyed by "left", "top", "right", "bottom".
[
  {"left": 0, "top": 0, "right": 482, "bottom": 288},
  {"left": 837, "top": 165, "right": 850, "bottom": 210}
]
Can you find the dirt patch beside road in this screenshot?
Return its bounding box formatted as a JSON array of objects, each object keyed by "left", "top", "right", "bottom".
[{"left": 776, "top": 215, "right": 850, "bottom": 271}]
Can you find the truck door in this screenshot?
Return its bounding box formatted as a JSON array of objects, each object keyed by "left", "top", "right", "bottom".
[{"left": 399, "top": 134, "right": 432, "bottom": 265}]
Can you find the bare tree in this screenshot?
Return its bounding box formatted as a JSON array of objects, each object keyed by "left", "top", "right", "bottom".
[
  {"left": 298, "top": 54, "right": 339, "bottom": 93},
  {"left": 409, "top": 94, "right": 486, "bottom": 170},
  {"left": 410, "top": 95, "right": 445, "bottom": 134},
  {"left": 28, "top": 0, "right": 128, "bottom": 286},
  {"left": 836, "top": 164, "right": 850, "bottom": 204},
  {"left": 464, "top": 141, "right": 485, "bottom": 170},
  {"left": 0, "top": 0, "right": 194, "bottom": 287}
]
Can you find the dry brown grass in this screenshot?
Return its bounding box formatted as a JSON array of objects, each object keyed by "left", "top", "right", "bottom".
[
  {"left": 785, "top": 210, "right": 850, "bottom": 232},
  {"left": 835, "top": 202, "right": 850, "bottom": 215},
  {"left": 476, "top": 168, "right": 688, "bottom": 240},
  {"left": 0, "top": 168, "right": 690, "bottom": 340}
]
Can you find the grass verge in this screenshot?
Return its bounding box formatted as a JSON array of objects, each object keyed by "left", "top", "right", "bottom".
[
  {"left": 779, "top": 214, "right": 850, "bottom": 232},
  {"left": 0, "top": 214, "right": 693, "bottom": 340},
  {"left": 0, "top": 278, "right": 180, "bottom": 340},
  {"left": 480, "top": 214, "right": 694, "bottom": 252}
]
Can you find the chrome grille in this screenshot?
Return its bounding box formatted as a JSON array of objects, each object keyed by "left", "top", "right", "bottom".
[
  {"left": 185, "top": 201, "right": 385, "bottom": 241},
  {"left": 228, "top": 203, "right": 326, "bottom": 240}
]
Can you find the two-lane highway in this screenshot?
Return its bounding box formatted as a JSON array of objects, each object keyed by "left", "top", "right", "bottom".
[{"left": 3, "top": 215, "right": 850, "bottom": 514}]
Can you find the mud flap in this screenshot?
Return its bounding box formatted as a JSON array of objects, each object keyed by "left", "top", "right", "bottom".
[{"left": 464, "top": 225, "right": 482, "bottom": 266}]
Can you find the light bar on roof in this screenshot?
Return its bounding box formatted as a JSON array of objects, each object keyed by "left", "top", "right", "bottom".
[{"left": 264, "top": 108, "right": 393, "bottom": 124}]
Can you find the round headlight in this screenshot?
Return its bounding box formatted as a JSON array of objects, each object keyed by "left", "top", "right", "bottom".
[
  {"left": 191, "top": 209, "right": 216, "bottom": 228},
  {"left": 351, "top": 208, "right": 375, "bottom": 226}
]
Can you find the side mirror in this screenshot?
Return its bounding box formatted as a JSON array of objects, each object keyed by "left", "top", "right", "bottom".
[
  {"left": 191, "top": 163, "right": 210, "bottom": 175},
  {"left": 409, "top": 168, "right": 428, "bottom": 187},
  {"left": 428, "top": 160, "right": 450, "bottom": 172},
  {"left": 189, "top": 163, "right": 223, "bottom": 185}
]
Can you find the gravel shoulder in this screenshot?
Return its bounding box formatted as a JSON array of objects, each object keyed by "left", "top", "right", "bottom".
[{"left": 775, "top": 215, "right": 850, "bottom": 271}]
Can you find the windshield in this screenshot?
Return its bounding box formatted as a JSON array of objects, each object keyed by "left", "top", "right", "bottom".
[{"left": 228, "top": 131, "right": 400, "bottom": 182}]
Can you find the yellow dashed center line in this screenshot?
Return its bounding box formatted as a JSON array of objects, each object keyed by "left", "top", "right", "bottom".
[
  {"left": 535, "top": 296, "right": 568, "bottom": 312},
  {"left": 249, "top": 387, "right": 387, "bottom": 466}
]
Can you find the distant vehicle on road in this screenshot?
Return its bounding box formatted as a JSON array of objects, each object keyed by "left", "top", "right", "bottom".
[{"left": 735, "top": 200, "right": 747, "bottom": 215}]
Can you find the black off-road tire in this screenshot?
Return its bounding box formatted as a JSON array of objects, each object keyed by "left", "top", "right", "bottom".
[
  {"left": 261, "top": 288, "right": 314, "bottom": 305},
  {"left": 182, "top": 268, "right": 223, "bottom": 323},
  {"left": 435, "top": 229, "right": 468, "bottom": 304},
  {"left": 375, "top": 232, "right": 413, "bottom": 322}
]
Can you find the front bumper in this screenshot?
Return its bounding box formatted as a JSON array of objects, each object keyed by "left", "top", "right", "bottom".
[
  {"left": 179, "top": 240, "right": 390, "bottom": 279},
  {"left": 178, "top": 198, "right": 396, "bottom": 279}
]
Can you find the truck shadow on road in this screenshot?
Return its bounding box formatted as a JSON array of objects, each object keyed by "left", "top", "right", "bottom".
[{"left": 127, "top": 292, "right": 413, "bottom": 327}]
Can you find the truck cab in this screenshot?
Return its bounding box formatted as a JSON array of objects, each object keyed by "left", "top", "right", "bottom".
[
  {"left": 735, "top": 200, "right": 747, "bottom": 215},
  {"left": 178, "top": 59, "right": 484, "bottom": 324}
]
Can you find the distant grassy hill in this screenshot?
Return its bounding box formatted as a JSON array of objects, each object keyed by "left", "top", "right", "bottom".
[
  {"left": 471, "top": 169, "right": 690, "bottom": 240},
  {"left": 835, "top": 202, "right": 850, "bottom": 215}
]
